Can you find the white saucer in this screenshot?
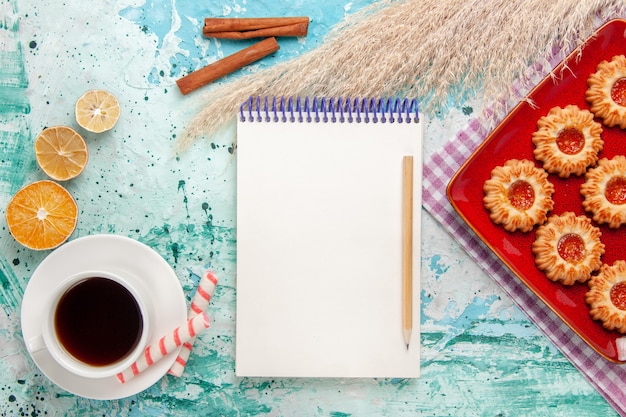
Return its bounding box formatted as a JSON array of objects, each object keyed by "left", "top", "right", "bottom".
[{"left": 21, "top": 234, "right": 187, "bottom": 400}]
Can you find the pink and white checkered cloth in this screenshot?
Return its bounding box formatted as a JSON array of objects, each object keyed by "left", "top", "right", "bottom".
[{"left": 422, "top": 80, "right": 626, "bottom": 417}]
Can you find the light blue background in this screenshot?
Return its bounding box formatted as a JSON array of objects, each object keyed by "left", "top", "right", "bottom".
[{"left": 0, "top": 0, "right": 618, "bottom": 415}]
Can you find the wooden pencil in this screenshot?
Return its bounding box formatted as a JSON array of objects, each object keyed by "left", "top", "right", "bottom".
[{"left": 402, "top": 155, "right": 414, "bottom": 350}]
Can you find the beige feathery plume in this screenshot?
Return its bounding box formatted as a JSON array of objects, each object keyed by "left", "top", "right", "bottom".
[{"left": 176, "top": 0, "right": 626, "bottom": 152}]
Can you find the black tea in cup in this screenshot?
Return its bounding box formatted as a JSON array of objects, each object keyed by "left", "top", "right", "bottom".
[{"left": 54, "top": 277, "right": 143, "bottom": 367}]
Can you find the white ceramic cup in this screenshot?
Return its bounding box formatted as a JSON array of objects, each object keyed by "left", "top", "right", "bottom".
[{"left": 27, "top": 270, "right": 152, "bottom": 379}]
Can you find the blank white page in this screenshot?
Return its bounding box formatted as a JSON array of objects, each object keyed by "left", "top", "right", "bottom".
[{"left": 236, "top": 101, "right": 422, "bottom": 378}]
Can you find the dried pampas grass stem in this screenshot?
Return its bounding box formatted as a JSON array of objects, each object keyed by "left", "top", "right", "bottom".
[{"left": 177, "top": 0, "right": 626, "bottom": 152}]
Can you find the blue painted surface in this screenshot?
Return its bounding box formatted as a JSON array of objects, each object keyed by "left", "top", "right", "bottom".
[{"left": 0, "top": 0, "right": 620, "bottom": 415}]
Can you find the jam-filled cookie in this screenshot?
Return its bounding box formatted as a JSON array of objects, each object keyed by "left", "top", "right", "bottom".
[
  {"left": 532, "top": 212, "right": 604, "bottom": 285},
  {"left": 586, "top": 260, "right": 626, "bottom": 333},
  {"left": 483, "top": 159, "right": 554, "bottom": 232},
  {"left": 581, "top": 155, "right": 626, "bottom": 228},
  {"left": 532, "top": 105, "right": 603, "bottom": 178},
  {"left": 586, "top": 54, "right": 626, "bottom": 129}
]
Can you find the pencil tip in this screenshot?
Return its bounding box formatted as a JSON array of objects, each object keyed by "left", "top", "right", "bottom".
[{"left": 406, "top": 344, "right": 409, "bottom": 351}]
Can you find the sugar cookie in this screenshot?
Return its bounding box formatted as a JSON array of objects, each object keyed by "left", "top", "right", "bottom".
[
  {"left": 483, "top": 159, "right": 554, "bottom": 232},
  {"left": 586, "top": 260, "right": 626, "bottom": 333},
  {"left": 586, "top": 54, "right": 626, "bottom": 129},
  {"left": 581, "top": 155, "right": 626, "bottom": 228},
  {"left": 532, "top": 105, "right": 603, "bottom": 178},
  {"left": 532, "top": 212, "right": 604, "bottom": 285}
]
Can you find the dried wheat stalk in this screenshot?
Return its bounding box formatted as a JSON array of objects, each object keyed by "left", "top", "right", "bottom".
[{"left": 176, "top": 0, "right": 626, "bottom": 152}]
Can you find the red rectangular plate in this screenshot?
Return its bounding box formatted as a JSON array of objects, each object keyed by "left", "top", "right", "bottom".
[{"left": 447, "top": 19, "right": 626, "bottom": 362}]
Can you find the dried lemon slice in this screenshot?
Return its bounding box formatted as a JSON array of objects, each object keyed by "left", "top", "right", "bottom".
[
  {"left": 75, "top": 89, "right": 120, "bottom": 133},
  {"left": 6, "top": 180, "right": 78, "bottom": 250},
  {"left": 35, "top": 126, "right": 88, "bottom": 181}
]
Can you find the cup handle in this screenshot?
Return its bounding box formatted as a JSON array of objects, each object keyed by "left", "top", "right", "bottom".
[{"left": 27, "top": 335, "right": 46, "bottom": 353}]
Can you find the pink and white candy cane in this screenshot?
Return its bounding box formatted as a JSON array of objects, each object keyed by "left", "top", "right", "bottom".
[
  {"left": 116, "top": 311, "right": 210, "bottom": 384},
  {"left": 168, "top": 270, "right": 218, "bottom": 376}
]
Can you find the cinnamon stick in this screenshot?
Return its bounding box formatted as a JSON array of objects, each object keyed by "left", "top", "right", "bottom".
[
  {"left": 204, "top": 17, "right": 309, "bottom": 33},
  {"left": 176, "top": 37, "right": 280, "bottom": 95},
  {"left": 203, "top": 22, "right": 308, "bottom": 39}
]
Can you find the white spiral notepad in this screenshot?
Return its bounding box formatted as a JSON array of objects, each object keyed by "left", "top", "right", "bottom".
[{"left": 236, "top": 96, "right": 422, "bottom": 378}]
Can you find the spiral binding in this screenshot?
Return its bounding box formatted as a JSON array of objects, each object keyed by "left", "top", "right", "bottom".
[{"left": 239, "top": 96, "right": 419, "bottom": 124}]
